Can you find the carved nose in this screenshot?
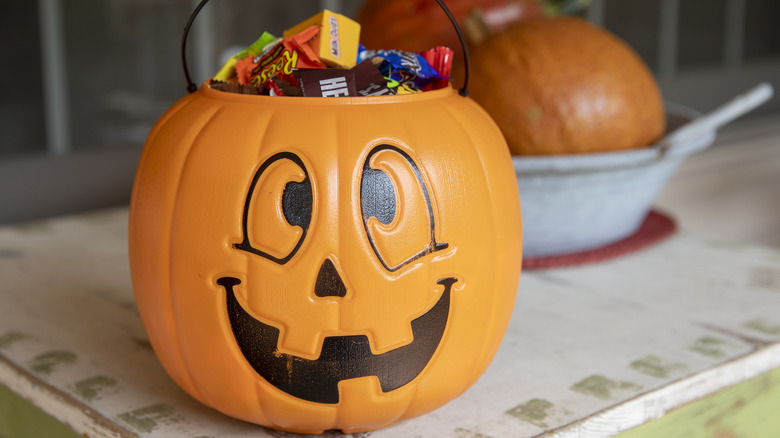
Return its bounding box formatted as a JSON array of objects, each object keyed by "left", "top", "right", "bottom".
[{"left": 314, "top": 259, "right": 347, "bottom": 298}]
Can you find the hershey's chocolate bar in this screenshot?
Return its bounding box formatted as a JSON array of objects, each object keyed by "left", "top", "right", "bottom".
[{"left": 295, "top": 68, "right": 358, "bottom": 97}]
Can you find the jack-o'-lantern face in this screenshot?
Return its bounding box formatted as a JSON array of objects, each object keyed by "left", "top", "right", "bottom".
[
  {"left": 129, "top": 85, "right": 522, "bottom": 433},
  {"left": 217, "top": 144, "right": 455, "bottom": 404}
]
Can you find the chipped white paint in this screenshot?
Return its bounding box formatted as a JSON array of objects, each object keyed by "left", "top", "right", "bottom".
[{"left": 0, "top": 356, "right": 130, "bottom": 438}]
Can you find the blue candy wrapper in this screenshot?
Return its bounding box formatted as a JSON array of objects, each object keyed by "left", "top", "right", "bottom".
[{"left": 357, "top": 45, "right": 448, "bottom": 91}]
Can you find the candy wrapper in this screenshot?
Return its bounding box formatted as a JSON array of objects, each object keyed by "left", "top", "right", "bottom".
[
  {"left": 295, "top": 69, "right": 358, "bottom": 97},
  {"left": 353, "top": 59, "right": 393, "bottom": 96},
  {"left": 235, "top": 25, "right": 326, "bottom": 89},
  {"left": 270, "top": 76, "right": 303, "bottom": 96},
  {"left": 295, "top": 59, "right": 396, "bottom": 97},
  {"left": 385, "top": 77, "right": 421, "bottom": 95},
  {"left": 209, "top": 9, "right": 453, "bottom": 97},
  {"left": 420, "top": 46, "right": 453, "bottom": 91},
  {"left": 209, "top": 79, "right": 264, "bottom": 95},
  {"left": 213, "top": 32, "right": 278, "bottom": 82},
  {"left": 357, "top": 46, "right": 449, "bottom": 91},
  {"left": 294, "top": 59, "right": 403, "bottom": 97}
]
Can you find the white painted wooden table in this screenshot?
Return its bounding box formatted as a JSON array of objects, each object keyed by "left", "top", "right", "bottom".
[
  {"left": 1, "top": 205, "right": 779, "bottom": 437},
  {"left": 656, "top": 112, "right": 780, "bottom": 249}
]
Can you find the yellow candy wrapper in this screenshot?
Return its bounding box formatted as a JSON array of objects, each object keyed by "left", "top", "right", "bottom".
[
  {"left": 283, "top": 10, "right": 361, "bottom": 69},
  {"left": 213, "top": 31, "right": 278, "bottom": 82}
]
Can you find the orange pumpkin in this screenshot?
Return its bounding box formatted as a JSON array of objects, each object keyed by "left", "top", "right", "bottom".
[
  {"left": 128, "top": 82, "right": 523, "bottom": 432},
  {"left": 356, "top": 0, "right": 542, "bottom": 57},
  {"left": 464, "top": 16, "right": 666, "bottom": 155}
]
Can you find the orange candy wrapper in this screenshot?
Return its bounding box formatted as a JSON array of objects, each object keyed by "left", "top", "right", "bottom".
[{"left": 235, "top": 25, "right": 326, "bottom": 89}]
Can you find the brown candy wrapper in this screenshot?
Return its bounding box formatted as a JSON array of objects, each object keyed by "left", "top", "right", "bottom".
[
  {"left": 209, "top": 79, "right": 264, "bottom": 95},
  {"left": 295, "top": 68, "right": 358, "bottom": 97},
  {"left": 270, "top": 76, "right": 303, "bottom": 96},
  {"left": 353, "top": 59, "right": 393, "bottom": 96}
]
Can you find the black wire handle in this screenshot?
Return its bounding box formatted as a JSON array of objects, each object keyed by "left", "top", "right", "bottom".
[{"left": 182, "top": 0, "right": 471, "bottom": 96}]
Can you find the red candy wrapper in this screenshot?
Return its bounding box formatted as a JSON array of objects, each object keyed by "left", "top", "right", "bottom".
[
  {"left": 420, "top": 46, "right": 453, "bottom": 91},
  {"left": 269, "top": 76, "right": 303, "bottom": 96},
  {"left": 236, "top": 25, "right": 326, "bottom": 89}
]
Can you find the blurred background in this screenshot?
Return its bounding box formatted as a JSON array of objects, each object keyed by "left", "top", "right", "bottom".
[{"left": 1, "top": 0, "right": 779, "bottom": 226}]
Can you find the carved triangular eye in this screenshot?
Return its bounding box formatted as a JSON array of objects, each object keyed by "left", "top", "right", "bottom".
[
  {"left": 235, "top": 152, "right": 312, "bottom": 264},
  {"left": 359, "top": 144, "right": 448, "bottom": 272}
]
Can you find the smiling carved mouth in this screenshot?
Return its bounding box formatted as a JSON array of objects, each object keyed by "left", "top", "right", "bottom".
[{"left": 216, "top": 276, "right": 457, "bottom": 404}]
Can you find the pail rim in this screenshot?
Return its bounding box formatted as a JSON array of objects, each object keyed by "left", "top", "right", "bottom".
[{"left": 199, "top": 79, "right": 459, "bottom": 105}]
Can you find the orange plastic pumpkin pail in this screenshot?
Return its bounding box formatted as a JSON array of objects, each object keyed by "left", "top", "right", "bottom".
[{"left": 128, "top": 0, "right": 522, "bottom": 433}]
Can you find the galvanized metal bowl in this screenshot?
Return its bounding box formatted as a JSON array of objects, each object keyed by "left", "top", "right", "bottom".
[{"left": 513, "top": 103, "right": 716, "bottom": 258}]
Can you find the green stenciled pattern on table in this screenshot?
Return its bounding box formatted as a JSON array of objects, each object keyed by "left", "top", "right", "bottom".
[
  {"left": 689, "top": 336, "right": 732, "bottom": 358},
  {"left": 27, "top": 351, "right": 76, "bottom": 374},
  {"left": 506, "top": 398, "right": 554, "bottom": 428},
  {"left": 0, "top": 383, "right": 82, "bottom": 438},
  {"left": 454, "top": 428, "right": 494, "bottom": 438},
  {"left": 629, "top": 355, "right": 688, "bottom": 379},
  {"left": 571, "top": 375, "right": 642, "bottom": 400},
  {"left": 70, "top": 375, "right": 118, "bottom": 402},
  {"left": 742, "top": 318, "right": 780, "bottom": 336},
  {"left": 617, "top": 366, "right": 780, "bottom": 438},
  {"left": 0, "top": 331, "right": 30, "bottom": 349},
  {"left": 116, "top": 403, "right": 182, "bottom": 433}
]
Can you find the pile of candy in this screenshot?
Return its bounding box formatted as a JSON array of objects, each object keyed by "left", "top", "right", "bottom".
[{"left": 210, "top": 10, "right": 453, "bottom": 97}]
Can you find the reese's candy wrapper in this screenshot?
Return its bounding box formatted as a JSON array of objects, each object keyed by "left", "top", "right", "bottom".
[
  {"left": 284, "top": 10, "right": 361, "bottom": 68},
  {"left": 295, "top": 68, "right": 358, "bottom": 97},
  {"left": 357, "top": 46, "right": 447, "bottom": 90},
  {"left": 213, "top": 31, "right": 277, "bottom": 82},
  {"left": 352, "top": 59, "right": 393, "bottom": 96},
  {"left": 235, "top": 25, "right": 326, "bottom": 89}
]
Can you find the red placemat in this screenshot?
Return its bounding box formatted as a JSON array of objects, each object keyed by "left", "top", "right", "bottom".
[{"left": 522, "top": 209, "right": 677, "bottom": 270}]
